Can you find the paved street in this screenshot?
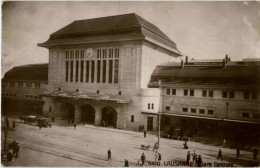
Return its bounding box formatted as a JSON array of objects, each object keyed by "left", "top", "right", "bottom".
[{"left": 2, "top": 121, "right": 259, "bottom": 167}]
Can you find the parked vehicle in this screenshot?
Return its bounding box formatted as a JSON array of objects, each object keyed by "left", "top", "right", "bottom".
[
  {"left": 19, "top": 115, "right": 37, "bottom": 124},
  {"left": 37, "top": 117, "right": 51, "bottom": 128}
]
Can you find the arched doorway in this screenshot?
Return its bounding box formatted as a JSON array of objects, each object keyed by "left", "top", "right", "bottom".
[
  {"left": 57, "top": 102, "right": 75, "bottom": 124},
  {"left": 102, "top": 106, "right": 117, "bottom": 128},
  {"left": 81, "top": 104, "right": 95, "bottom": 124}
]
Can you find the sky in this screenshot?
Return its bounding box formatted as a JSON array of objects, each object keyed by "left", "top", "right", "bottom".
[{"left": 2, "top": 1, "right": 260, "bottom": 76}]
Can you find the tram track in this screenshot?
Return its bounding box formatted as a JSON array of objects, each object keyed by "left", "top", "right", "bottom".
[{"left": 7, "top": 131, "right": 124, "bottom": 167}]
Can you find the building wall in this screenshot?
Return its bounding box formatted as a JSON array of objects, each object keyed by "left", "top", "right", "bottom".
[
  {"left": 163, "top": 86, "right": 260, "bottom": 122},
  {"left": 2, "top": 80, "right": 48, "bottom": 116},
  {"left": 140, "top": 43, "right": 174, "bottom": 89}
]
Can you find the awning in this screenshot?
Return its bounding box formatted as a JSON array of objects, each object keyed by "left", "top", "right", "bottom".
[{"left": 43, "top": 90, "right": 132, "bottom": 104}]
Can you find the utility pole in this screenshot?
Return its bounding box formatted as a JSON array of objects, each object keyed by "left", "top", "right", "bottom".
[{"left": 158, "top": 80, "right": 162, "bottom": 149}]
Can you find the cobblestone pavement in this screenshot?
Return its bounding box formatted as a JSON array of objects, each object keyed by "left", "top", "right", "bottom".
[{"left": 1, "top": 121, "right": 259, "bottom": 167}]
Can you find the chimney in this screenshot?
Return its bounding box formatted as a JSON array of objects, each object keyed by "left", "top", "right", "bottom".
[
  {"left": 97, "top": 90, "right": 99, "bottom": 94},
  {"left": 118, "top": 91, "right": 122, "bottom": 95},
  {"left": 181, "top": 60, "right": 184, "bottom": 68},
  {"left": 223, "top": 59, "right": 226, "bottom": 68},
  {"left": 185, "top": 56, "right": 188, "bottom": 64}
]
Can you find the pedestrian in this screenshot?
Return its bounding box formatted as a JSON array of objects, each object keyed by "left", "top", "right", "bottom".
[
  {"left": 186, "top": 151, "right": 191, "bottom": 166},
  {"left": 223, "top": 139, "right": 226, "bottom": 148},
  {"left": 158, "top": 153, "right": 162, "bottom": 163},
  {"left": 74, "top": 123, "right": 77, "bottom": 130},
  {"left": 144, "top": 130, "right": 147, "bottom": 138},
  {"left": 192, "top": 150, "right": 197, "bottom": 166},
  {"left": 217, "top": 149, "right": 223, "bottom": 161},
  {"left": 141, "top": 153, "right": 146, "bottom": 166},
  {"left": 124, "top": 159, "right": 129, "bottom": 167},
  {"left": 196, "top": 155, "right": 203, "bottom": 167},
  {"left": 236, "top": 147, "right": 240, "bottom": 158},
  {"left": 13, "top": 143, "right": 19, "bottom": 158},
  {"left": 107, "top": 149, "right": 111, "bottom": 161},
  {"left": 154, "top": 151, "right": 158, "bottom": 162},
  {"left": 253, "top": 147, "right": 258, "bottom": 160},
  {"left": 153, "top": 142, "right": 158, "bottom": 151},
  {"left": 7, "top": 149, "right": 13, "bottom": 162}
]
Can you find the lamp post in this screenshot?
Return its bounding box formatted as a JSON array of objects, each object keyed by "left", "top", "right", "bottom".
[{"left": 158, "top": 80, "right": 162, "bottom": 149}]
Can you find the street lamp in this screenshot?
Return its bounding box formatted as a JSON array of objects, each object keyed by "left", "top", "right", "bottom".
[{"left": 158, "top": 80, "right": 162, "bottom": 149}]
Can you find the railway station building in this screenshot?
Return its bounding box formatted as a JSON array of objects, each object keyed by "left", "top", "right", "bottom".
[
  {"left": 149, "top": 57, "right": 260, "bottom": 144},
  {"left": 38, "top": 13, "right": 182, "bottom": 130}
]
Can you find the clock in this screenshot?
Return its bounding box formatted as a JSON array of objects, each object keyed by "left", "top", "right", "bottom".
[{"left": 86, "top": 48, "right": 94, "bottom": 58}]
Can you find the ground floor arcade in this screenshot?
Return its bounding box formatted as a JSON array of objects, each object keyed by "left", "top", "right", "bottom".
[{"left": 45, "top": 97, "right": 129, "bottom": 129}]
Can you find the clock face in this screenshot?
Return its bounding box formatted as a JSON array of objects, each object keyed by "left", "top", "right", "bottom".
[{"left": 86, "top": 48, "right": 94, "bottom": 58}]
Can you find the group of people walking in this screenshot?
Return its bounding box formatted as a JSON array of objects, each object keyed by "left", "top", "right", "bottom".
[
  {"left": 6, "top": 140, "right": 20, "bottom": 162},
  {"left": 186, "top": 150, "right": 203, "bottom": 167}
]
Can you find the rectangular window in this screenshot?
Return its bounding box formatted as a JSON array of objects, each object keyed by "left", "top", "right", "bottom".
[
  {"left": 229, "top": 91, "right": 234, "bottom": 98},
  {"left": 242, "top": 112, "right": 249, "bottom": 118},
  {"left": 75, "top": 60, "right": 79, "bottom": 82},
  {"left": 199, "top": 109, "right": 205, "bottom": 114},
  {"left": 97, "top": 49, "right": 101, "bottom": 59},
  {"left": 70, "top": 61, "right": 74, "bottom": 82},
  {"left": 70, "top": 51, "right": 74, "bottom": 59},
  {"left": 253, "top": 113, "right": 260, "bottom": 119},
  {"left": 131, "top": 115, "right": 134, "bottom": 123},
  {"left": 166, "top": 106, "right": 170, "bottom": 111},
  {"left": 76, "top": 50, "right": 79, "bottom": 59},
  {"left": 151, "top": 103, "right": 154, "bottom": 109},
  {"left": 252, "top": 92, "right": 257, "bottom": 99},
  {"left": 102, "top": 60, "right": 106, "bottom": 83},
  {"left": 244, "top": 92, "right": 249, "bottom": 99},
  {"left": 66, "top": 61, "right": 69, "bottom": 82},
  {"left": 191, "top": 108, "right": 196, "bottom": 113},
  {"left": 49, "top": 106, "right": 52, "bottom": 112},
  {"left": 80, "top": 50, "right": 84, "bottom": 59},
  {"left": 172, "top": 89, "right": 176, "bottom": 95},
  {"left": 115, "top": 49, "right": 119, "bottom": 58},
  {"left": 114, "top": 60, "right": 119, "bottom": 83},
  {"left": 97, "top": 60, "right": 101, "bottom": 83},
  {"left": 166, "top": 89, "right": 170, "bottom": 95},
  {"left": 102, "top": 49, "right": 107, "bottom": 58},
  {"left": 80, "top": 60, "right": 84, "bottom": 82},
  {"left": 184, "top": 89, "right": 188, "bottom": 96},
  {"left": 222, "top": 91, "right": 227, "bottom": 98},
  {"left": 91, "top": 61, "right": 95, "bottom": 83},
  {"left": 209, "top": 90, "right": 213, "bottom": 97},
  {"left": 208, "top": 109, "right": 214, "bottom": 115},
  {"left": 35, "top": 83, "right": 41, "bottom": 88},
  {"left": 190, "top": 90, "right": 194, "bottom": 96},
  {"left": 86, "top": 61, "right": 89, "bottom": 82},
  {"left": 18, "top": 82, "right": 23, "bottom": 87},
  {"left": 182, "top": 108, "right": 188, "bottom": 112},
  {"left": 27, "top": 82, "right": 32, "bottom": 87},
  {"left": 202, "top": 90, "right": 207, "bottom": 97},
  {"left": 109, "top": 49, "right": 113, "bottom": 58},
  {"left": 148, "top": 103, "right": 150, "bottom": 109},
  {"left": 108, "top": 60, "right": 113, "bottom": 83}
]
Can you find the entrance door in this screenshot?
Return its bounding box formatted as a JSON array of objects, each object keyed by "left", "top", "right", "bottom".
[{"left": 147, "top": 117, "right": 153, "bottom": 131}]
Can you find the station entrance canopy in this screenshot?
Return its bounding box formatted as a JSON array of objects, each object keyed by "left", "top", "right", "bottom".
[{"left": 43, "top": 90, "right": 132, "bottom": 104}]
